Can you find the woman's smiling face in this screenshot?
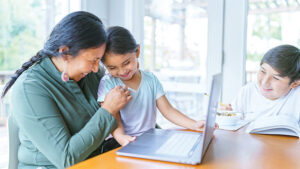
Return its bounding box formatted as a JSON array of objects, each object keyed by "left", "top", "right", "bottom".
[{"left": 67, "top": 44, "right": 106, "bottom": 81}]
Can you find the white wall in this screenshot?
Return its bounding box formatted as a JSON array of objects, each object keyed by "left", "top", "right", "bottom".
[
  {"left": 222, "top": 0, "right": 248, "bottom": 102},
  {"left": 206, "top": 0, "right": 225, "bottom": 85},
  {"left": 81, "top": 0, "right": 109, "bottom": 25}
]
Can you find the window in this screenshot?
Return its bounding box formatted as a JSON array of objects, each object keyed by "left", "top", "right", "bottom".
[
  {"left": 144, "top": 0, "right": 208, "bottom": 128},
  {"left": 0, "top": 0, "right": 80, "bottom": 167},
  {"left": 247, "top": 0, "right": 300, "bottom": 83},
  {"left": 0, "top": 0, "right": 81, "bottom": 71}
]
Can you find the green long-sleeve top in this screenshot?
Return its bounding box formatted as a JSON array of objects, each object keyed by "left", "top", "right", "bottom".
[{"left": 11, "top": 57, "right": 117, "bottom": 169}]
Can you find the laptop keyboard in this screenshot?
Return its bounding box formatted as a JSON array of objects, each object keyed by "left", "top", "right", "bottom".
[{"left": 155, "top": 132, "right": 200, "bottom": 157}]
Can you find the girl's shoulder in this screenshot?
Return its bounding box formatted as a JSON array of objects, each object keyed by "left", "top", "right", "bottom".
[
  {"left": 100, "top": 74, "right": 123, "bottom": 88},
  {"left": 140, "top": 70, "right": 163, "bottom": 87},
  {"left": 101, "top": 73, "right": 118, "bottom": 82},
  {"left": 140, "top": 70, "right": 158, "bottom": 80}
]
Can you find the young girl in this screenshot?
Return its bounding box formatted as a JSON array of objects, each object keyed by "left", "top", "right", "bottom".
[
  {"left": 97, "top": 26, "right": 206, "bottom": 146},
  {"left": 223, "top": 45, "right": 300, "bottom": 123}
]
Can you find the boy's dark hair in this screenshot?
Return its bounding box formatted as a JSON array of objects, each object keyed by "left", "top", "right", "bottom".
[
  {"left": 261, "top": 44, "right": 300, "bottom": 84},
  {"left": 1, "top": 11, "right": 106, "bottom": 98},
  {"left": 102, "top": 26, "right": 138, "bottom": 62}
]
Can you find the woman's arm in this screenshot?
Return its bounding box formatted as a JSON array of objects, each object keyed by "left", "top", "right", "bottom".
[
  {"left": 13, "top": 81, "right": 131, "bottom": 168},
  {"left": 156, "top": 95, "right": 204, "bottom": 131}
]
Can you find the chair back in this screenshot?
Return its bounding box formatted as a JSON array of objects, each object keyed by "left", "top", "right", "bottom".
[{"left": 8, "top": 115, "right": 20, "bottom": 169}]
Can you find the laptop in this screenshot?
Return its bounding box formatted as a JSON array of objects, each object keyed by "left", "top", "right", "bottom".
[{"left": 116, "top": 73, "right": 222, "bottom": 165}]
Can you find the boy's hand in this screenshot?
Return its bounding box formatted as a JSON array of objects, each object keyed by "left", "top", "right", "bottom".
[
  {"left": 114, "top": 134, "right": 136, "bottom": 146},
  {"left": 219, "top": 103, "right": 233, "bottom": 111}
]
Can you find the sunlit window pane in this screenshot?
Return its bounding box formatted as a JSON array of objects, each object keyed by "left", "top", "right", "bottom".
[
  {"left": 246, "top": 0, "right": 300, "bottom": 83},
  {"left": 144, "top": 0, "right": 208, "bottom": 128}
]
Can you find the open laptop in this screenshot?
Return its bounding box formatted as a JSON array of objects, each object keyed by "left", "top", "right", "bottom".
[{"left": 116, "top": 73, "right": 222, "bottom": 165}]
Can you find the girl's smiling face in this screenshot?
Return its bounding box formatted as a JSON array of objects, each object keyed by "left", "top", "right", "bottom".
[
  {"left": 257, "top": 63, "right": 299, "bottom": 100},
  {"left": 103, "top": 51, "right": 139, "bottom": 81}
]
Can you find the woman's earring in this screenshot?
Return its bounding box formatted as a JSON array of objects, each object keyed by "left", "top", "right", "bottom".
[{"left": 61, "top": 61, "right": 69, "bottom": 82}]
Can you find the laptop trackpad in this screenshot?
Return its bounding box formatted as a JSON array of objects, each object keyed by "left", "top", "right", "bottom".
[{"left": 130, "top": 132, "right": 170, "bottom": 148}]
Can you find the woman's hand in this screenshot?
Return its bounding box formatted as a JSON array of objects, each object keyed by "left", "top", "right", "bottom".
[
  {"left": 114, "top": 134, "right": 136, "bottom": 147},
  {"left": 101, "top": 85, "right": 132, "bottom": 116}
]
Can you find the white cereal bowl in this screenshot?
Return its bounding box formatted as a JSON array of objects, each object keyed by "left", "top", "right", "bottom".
[{"left": 216, "top": 111, "right": 242, "bottom": 126}]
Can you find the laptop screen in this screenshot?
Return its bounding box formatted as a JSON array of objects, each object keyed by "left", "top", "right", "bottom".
[{"left": 201, "top": 73, "right": 222, "bottom": 158}]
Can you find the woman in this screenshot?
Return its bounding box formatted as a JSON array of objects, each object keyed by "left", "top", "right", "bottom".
[{"left": 1, "top": 11, "right": 131, "bottom": 169}]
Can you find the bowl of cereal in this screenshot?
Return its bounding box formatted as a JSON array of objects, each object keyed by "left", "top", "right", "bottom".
[{"left": 216, "top": 111, "right": 243, "bottom": 126}]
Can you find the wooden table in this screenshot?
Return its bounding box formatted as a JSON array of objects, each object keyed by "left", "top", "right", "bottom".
[{"left": 69, "top": 129, "right": 300, "bottom": 169}]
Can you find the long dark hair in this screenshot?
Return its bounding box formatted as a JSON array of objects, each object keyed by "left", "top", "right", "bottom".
[
  {"left": 102, "top": 26, "right": 138, "bottom": 62},
  {"left": 1, "top": 11, "right": 106, "bottom": 98},
  {"left": 261, "top": 44, "right": 300, "bottom": 84}
]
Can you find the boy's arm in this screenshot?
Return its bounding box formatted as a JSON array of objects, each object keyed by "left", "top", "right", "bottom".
[{"left": 156, "top": 95, "right": 205, "bottom": 131}]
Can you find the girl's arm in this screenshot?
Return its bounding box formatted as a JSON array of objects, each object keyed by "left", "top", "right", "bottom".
[
  {"left": 111, "top": 112, "right": 136, "bottom": 146},
  {"left": 156, "top": 95, "right": 205, "bottom": 131}
]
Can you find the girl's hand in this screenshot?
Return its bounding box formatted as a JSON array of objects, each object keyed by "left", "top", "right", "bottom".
[
  {"left": 191, "top": 120, "right": 219, "bottom": 131},
  {"left": 192, "top": 120, "right": 205, "bottom": 131},
  {"left": 102, "top": 85, "right": 132, "bottom": 116},
  {"left": 114, "top": 134, "right": 136, "bottom": 146}
]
